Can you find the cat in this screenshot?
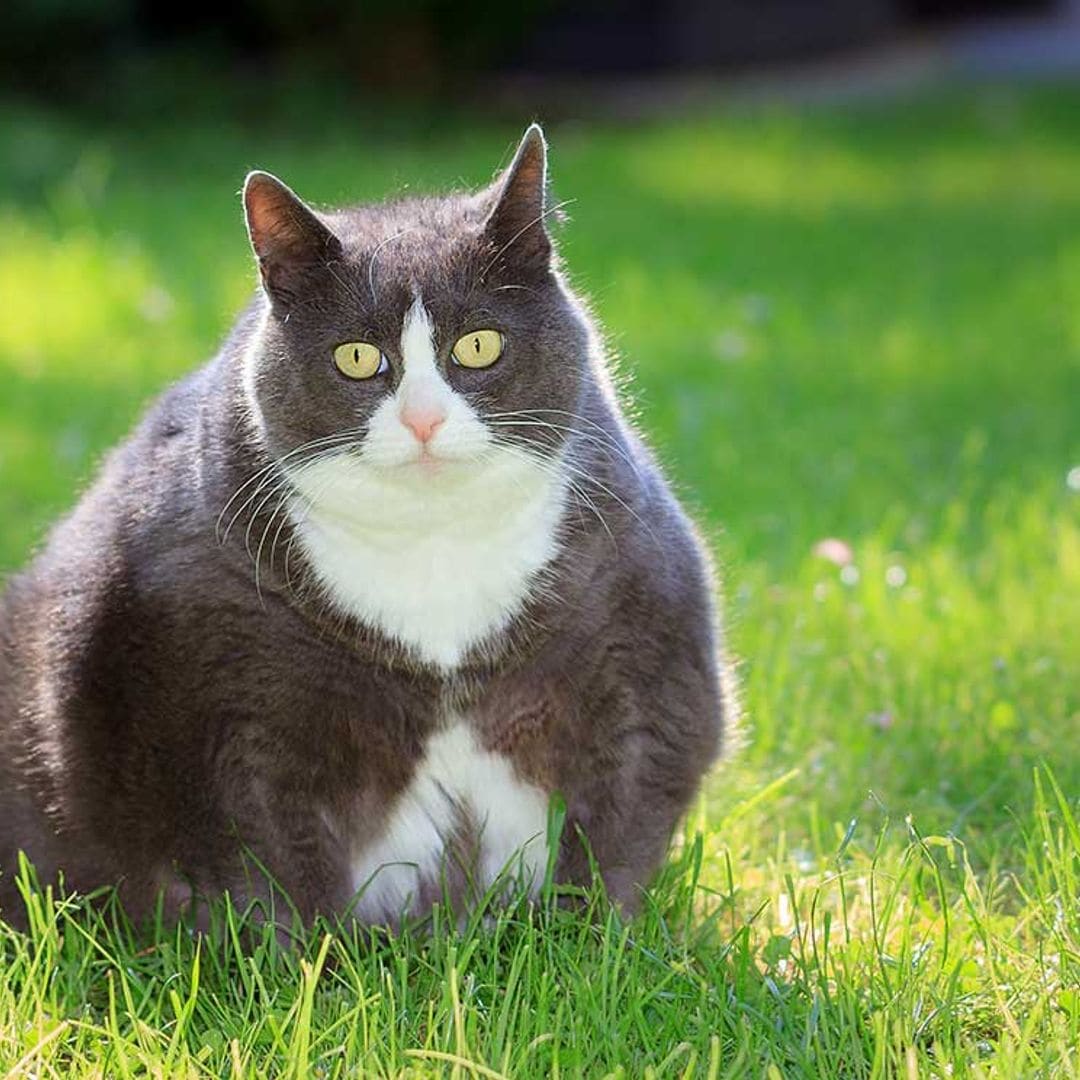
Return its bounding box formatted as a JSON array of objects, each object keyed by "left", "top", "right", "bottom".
[{"left": 0, "top": 125, "right": 732, "bottom": 932}]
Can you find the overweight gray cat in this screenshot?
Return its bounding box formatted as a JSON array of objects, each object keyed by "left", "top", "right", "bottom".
[{"left": 0, "top": 126, "right": 731, "bottom": 931}]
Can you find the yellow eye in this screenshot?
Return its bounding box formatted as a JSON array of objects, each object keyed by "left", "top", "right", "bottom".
[
  {"left": 333, "top": 342, "right": 387, "bottom": 380},
  {"left": 452, "top": 329, "right": 503, "bottom": 369}
]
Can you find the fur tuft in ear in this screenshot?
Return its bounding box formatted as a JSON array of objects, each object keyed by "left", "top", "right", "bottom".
[
  {"left": 483, "top": 124, "right": 552, "bottom": 275},
  {"left": 243, "top": 171, "right": 341, "bottom": 309}
]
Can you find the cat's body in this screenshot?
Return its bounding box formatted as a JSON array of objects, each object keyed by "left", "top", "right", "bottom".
[{"left": 0, "top": 127, "right": 729, "bottom": 930}]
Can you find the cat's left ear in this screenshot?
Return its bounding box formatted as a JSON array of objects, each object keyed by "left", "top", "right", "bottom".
[
  {"left": 243, "top": 171, "right": 342, "bottom": 311},
  {"left": 482, "top": 124, "right": 553, "bottom": 274}
]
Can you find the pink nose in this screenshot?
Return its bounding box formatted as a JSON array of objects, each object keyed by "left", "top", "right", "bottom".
[{"left": 400, "top": 406, "right": 446, "bottom": 444}]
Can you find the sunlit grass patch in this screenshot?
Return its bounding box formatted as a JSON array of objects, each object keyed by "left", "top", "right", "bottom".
[{"left": 1, "top": 770, "right": 1076, "bottom": 1076}]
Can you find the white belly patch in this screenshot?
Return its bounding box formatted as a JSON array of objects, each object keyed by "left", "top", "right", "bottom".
[{"left": 350, "top": 720, "right": 549, "bottom": 923}]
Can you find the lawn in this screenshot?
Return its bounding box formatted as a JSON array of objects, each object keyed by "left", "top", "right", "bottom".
[{"left": 1, "top": 83, "right": 1078, "bottom": 1077}]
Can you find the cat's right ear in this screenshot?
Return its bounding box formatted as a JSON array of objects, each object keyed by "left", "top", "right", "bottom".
[{"left": 243, "top": 171, "right": 341, "bottom": 311}]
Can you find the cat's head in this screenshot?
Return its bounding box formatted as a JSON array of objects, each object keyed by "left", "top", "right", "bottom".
[{"left": 240, "top": 126, "right": 591, "bottom": 488}]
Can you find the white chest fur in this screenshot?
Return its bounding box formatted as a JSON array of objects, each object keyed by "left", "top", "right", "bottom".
[
  {"left": 349, "top": 720, "right": 550, "bottom": 923},
  {"left": 287, "top": 450, "right": 566, "bottom": 668}
]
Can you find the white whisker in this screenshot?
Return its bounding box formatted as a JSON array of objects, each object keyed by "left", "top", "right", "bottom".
[
  {"left": 495, "top": 441, "right": 619, "bottom": 554},
  {"left": 217, "top": 429, "right": 365, "bottom": 544},
  {"left": 216, "top": 430, "right": 362, "bottom": 545},
  {"left": 485, "top": 407, "right": 643, "bottom": 477}
]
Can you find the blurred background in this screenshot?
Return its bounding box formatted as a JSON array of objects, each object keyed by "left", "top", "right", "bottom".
[
  {"left": 0, "top": 2, "right": 1077, "bottom": 851},
  {"left": 3, "top": 0, "right": 1080, "bottom": 104}
]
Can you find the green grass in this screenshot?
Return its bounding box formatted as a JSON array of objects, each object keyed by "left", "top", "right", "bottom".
[{"left": 1, "top": 82, "right": 1079, "bottom": 1076}]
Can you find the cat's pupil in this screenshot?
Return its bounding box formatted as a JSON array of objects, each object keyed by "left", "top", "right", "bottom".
[
  {"left": 473, "top": 338, "right": 480, "bottom": 353},
  {"left": 353, "top": 348, "right": 360, "bottom": 363}
]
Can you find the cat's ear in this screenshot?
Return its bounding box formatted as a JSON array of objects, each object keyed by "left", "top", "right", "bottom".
[
  {"left": 243, "top": 171, "right": 341, "bottom": 310},
  {"left": 482, "top": 124, "right": 552, "bottom": 274}
]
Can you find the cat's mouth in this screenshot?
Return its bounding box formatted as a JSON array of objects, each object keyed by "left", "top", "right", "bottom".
[
  {"left": 391, "top": 441, "right": 487, "bottom": 471},
  {"left": 362, "top": 447, "right": 468, "bottom": 477},
  {"left": 411, "top": 447, "right": 443, "bottom": 472},
  {"left": 349, "top": 434, "right": 494, "bottom": 473}
]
